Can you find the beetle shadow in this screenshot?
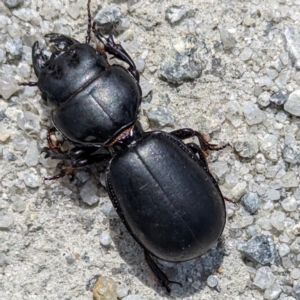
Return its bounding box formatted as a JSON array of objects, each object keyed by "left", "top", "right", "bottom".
[{"left": 108, "top": 217, "right": 226, "bottom": 297}]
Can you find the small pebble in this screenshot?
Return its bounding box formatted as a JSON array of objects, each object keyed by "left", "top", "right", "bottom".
[
  {"left": 234, "top": 134, "right": 258, "bottom": 158},
  {"left": 116, "top": 284, "right": 129, "bottom": 298},
  {"left": 165, "top": 6, "right": 191, "bottom": 24},
  {"left": 3, "top": 0, "right": 24, "bottom": 8},
  {"left": 239, "top": 47, "right": 253, "bottom": 61},
  {"left": 236, "top": 234, "right": 279, "bottom": 265},
  {"left": 25, "top": 140, "right": 39, "bottom": 167},
  {"left": 23, "top": 172, "right": 41, "bottom": 188},
  {"left": 278, "top": 243, "right": 290, "bottom": 257},
  {"left": 80, "top": 180, "right": 99, "bottom": 205},
  {"left": 242, "top": 192, "right": 259, "bottom": 214},
  {"left": 253, "top": 267, "right": 275, "bottom": 290},
  {"left": 284, "top": 90, "right": 300, "bottom": 117},
  {"left": 207, "top": 275, "right": 218, "bottom": 288},
  {"left": 219, "top": 28, "right": 236, "bottom": 50},
  {"left": 12, "top": 199, "right": 26, "bottom": 213},
  {"left": 0, "top": 212, "right": 14, "bottom": 229},
  {"left": 270, "top": 211, "right": 285, "bottom": 231},
  {"left": 264, "top": 283, "right": 282, "bottom": 300},
  {"left": 100, "top": 231, "right": 112, "bottom": 246},
  {"left": 147, "top": 106, "right": 174, "bottom": 128},
  {"left": 242, "top": 102, "right": 265, "bottom": 125},
  {"left": 260, "top": 134, "right": 278, "bottom": 162},
  {"left": 94, "top": 5, "right": 122, "bottom": 29},
  {"left": 281, "top": 197, "right": 297, "bottom": 212},
  {"left": 92, "top": 276, "right": 117, "bottom": 300},
  {"left": 0, "top": 253, "right": 7, "bottom": 266},
  {"left": 291, "top": 269, "right": 300, "bottom": 280},
  {"left": 270, "top": 90, "right": 288, "bottom": 105}
]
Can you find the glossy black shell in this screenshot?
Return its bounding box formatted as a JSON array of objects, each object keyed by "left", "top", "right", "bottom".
[
  {"left": 38, "top": 43, "right": 141, "bottom": 145},
  {"left": 106, "top": 131, "right": 226, "bottom": 262}
]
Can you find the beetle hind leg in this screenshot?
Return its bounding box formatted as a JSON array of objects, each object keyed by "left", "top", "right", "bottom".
[
  {"left": 170, "top": 128, "right": 230, "bottom": 153},
  {"left": 144, "top": 251, "right": 182, "bottom": 293}
]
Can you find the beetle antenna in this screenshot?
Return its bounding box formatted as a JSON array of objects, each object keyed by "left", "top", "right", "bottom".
[{"left": 86, "top": 0, "right": 92, "bottom": 44}]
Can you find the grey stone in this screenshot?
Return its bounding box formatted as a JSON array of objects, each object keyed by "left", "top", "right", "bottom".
[
  {"left": 242, "top": 101, "right": 265, "bottom": 125},
  {"left": 219, "top": 28, "right": 236, "bottom": 50},
  {"left": 3, "top": 0, "right": 24, "bottom": 8},
  {"left": 165, "top": 6, "right": 193, "bottom": 24},
  {"left": 94, "top": 5, "right": 122, "bottom": 30},
  {"left": 158, "top": 51, "right": 202, "bottom": 84},
  {"left": 236, "top": 234, "right": 279, "bottom": 265},
  {"left": 270, "top": 90, "right": 288, "bottom": 105},
  {"left": 80, "top": 179, "right": 99, "bottom": 205},
  {"left": 253, "top": 267, "right": 275, "bottom": 290},
  {"left": 146, "top": 106, "right": 174, "bottom": 128},
  {"left": 283, "top": 27, "right": 300, "bottom": 69},
  {"left": 0, "top": 212, "right": 14, "bottom": 229},
  {"left": 283, "top": 140, "right": 300, "bottom": 164},
  {"left": 260, "top": 134, "right": 279, "bottom": 162},
  {"left": 234, "top": 134, "right": 259, "bottom": 158},
  {"left": 0, "top": 64, "right": 20, "bottom": 100},
  {"left": 242, "top": 192, "right": 259, "bottom": 214}
]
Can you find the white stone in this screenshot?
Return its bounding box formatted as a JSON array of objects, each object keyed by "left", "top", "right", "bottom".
[
  {"left": 278, "top": 243, "right": 290, "bottom": 257},
  {"left": 80, "top": 180, "right": 99, "bottom": 205},
  {"left": 242, "top": 102, "right": 265, "bottom": 125},
  {"left": 270, "top": 211, "right": 285, "bottom": 231},
  {"left": 239, "top": 47, "right": 253, "bottom": 61},
  {"left": 282, "top": 197, "right": 297, "bottom": 212},
  {"left": 253, "top": 267, "right": 275, "bottom": 290},
  {"left": 100, "top": 231, "right": 112, "bottom": 246},
  {"left": 25, "top": 140, "right": 39, "bottom": 167},
  {"left": 284, "top": 90, "right": 300, "bottom": 117}
]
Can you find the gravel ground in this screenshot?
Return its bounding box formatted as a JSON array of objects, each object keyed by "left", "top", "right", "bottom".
[{"left": 1, "top": 0, "right": 300, "bottom": 299}]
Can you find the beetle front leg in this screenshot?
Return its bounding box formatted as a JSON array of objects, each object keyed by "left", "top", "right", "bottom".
[
  {"left": 94, "top": 29, "right": 140, "bottom": 82},
  {"left": 144, "top": 251, "right": 181, "bottom": 294}
]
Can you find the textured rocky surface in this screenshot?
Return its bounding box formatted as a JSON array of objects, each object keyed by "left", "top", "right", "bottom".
[{"left": 1, "top": 0, "right": 300, "bottom": 299}]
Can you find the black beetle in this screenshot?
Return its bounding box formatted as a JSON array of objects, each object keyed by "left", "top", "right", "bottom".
[
  {"left": 45, "top": 125, "right": 228, "bottom": 292},
  {"left": 20, "top": 0, "right": 141, "bottom": 146},
  {"left": 20, "top": 0, "right": 229, "bottom": 293}
]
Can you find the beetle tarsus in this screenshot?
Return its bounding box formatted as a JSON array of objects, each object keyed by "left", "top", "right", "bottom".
[
  {"left": 144, "top": 250, "right": 181, "bottom": 294},
  {"left": 18, "top": 82, "right": 38, "bottom": 86}
]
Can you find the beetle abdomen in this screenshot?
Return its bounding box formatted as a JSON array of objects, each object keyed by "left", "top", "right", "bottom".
[
  {"left": 107, "top": 131, "right": 226, "bottom": 262},
  {"left": 52, "top": 65, "right": 141, "bottom": 145}
]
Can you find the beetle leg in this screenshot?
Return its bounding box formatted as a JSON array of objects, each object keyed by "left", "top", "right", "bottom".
[
  {"left": 186, "top": 142, "right": 209, "bottom": 169},
  {"left": 94, "top": 30, "right": 140, "bottom": 82},
  {"left": 45, "top": 33, "right": 80, "bottom": 51},
  {"left": 18, "top": 82, "right": 38, "bottom": 87},
  {"left": 170, "top": 128, "right": 230, "bottom": 152},
  {"left": 144, "top": 251, "right": 182, "bottom": 293},
  {"left": 32, "top": 41, "right": 49, "bottom": 77}
]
